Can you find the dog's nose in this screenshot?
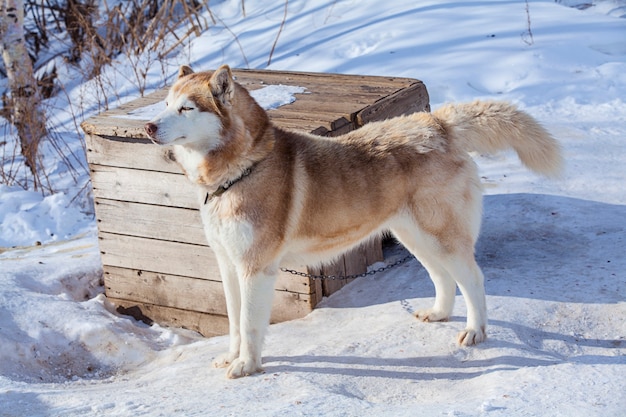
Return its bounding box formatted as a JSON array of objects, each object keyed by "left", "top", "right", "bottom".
[{"left": 145, "top": 122, "right": 158, "bottom": 137}]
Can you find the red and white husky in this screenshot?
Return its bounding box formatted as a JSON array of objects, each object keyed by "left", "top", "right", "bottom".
[{"left": 145, "top": 65, "right": 562, "bottom": 378}]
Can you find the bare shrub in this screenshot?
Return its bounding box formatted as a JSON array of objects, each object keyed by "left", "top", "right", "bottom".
[
  {"left": 100, "top": 0, "right": 210, "bottom": 96},
  {"left": 1, "top": 0, "right": 217, "bottom": 192}
]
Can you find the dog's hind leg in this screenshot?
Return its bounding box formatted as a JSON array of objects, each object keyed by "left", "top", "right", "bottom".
[
  {"left": 390, "top": 224, "right": 456, "bottom": 322},
  {"left": 437, "top": 252, "right": 487, "bottom": 345},
  {"left": 413, "top": 259, "right": 457, "bottom": 323},
  {"left": 390, "top": 220, "right": 487, "bottom": 345},
  {"left": 225, "top": 266, "right": 277, "bottom": 379}
]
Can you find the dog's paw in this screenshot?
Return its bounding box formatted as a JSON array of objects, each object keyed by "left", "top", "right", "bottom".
[
  {"left": 225, "top": 358, "right": 263, "bottom": 379},
  {"left": 457, "top": 327, "right": 486, "bottom": 346},
  {"left": 213, "top": 352, "right": 238, "bottom": 369},
  {"left": 414, "top": 308, "right": 449, "bottom": 323}
]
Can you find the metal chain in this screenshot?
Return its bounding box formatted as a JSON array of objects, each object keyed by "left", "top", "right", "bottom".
[{"left": 279, "top": 254, "right": 413, "bottom": 280}]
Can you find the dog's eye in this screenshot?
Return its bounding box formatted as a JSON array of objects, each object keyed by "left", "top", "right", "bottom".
[{"left": 178, "top": 106, "right": 193, "bottom": 113}]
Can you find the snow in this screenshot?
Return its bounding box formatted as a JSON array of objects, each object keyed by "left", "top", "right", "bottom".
[
  {"left": 1, "top": 0, "right": 625, "bottom": 415},
  {"left": 249, "top": 84, "right": 308, "bottom": 110}
]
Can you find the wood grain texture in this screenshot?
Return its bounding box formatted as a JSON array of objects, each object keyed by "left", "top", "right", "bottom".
[
  {"left": 104, "top": 266, "right": 315, "bottom": 321},
  {"left": 86, "top": 133, "right": 181, "bottom": 173},
  {"left": 90, "top": 164, "right": 197, "bottom": 208},
  {"left": 109, "top": 297, "right": 230, "bottom": 337},
  {"left": 81, "top": 69, "right": 428, "bottom": 139},
  {"left": 98, "top": 232, "right": 312, "bottom": 294},
  {"left": 94, "top": 199, "right": 206, "bottom": 245}
]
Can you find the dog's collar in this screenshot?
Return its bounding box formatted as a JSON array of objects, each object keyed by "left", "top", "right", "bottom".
[{"left": 203, "top": 165, "right": 255, "bottom": 204}]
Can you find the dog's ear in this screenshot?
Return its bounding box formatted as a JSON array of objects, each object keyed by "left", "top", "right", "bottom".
[
  {"left": 178, "top": 65, "right": 194, "bottom": 79},
  {"left": 209, "top": 65, "right": 235, "bottom": 107}
]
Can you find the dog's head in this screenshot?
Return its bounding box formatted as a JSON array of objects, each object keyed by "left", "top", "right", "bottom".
[{"left": 144, "top": 65, "right": 240, "bottom": 149}]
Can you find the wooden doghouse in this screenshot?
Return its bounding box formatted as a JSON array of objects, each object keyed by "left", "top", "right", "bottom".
[{"left": 82, "top": 69, "right": 429, "bottom": 337}]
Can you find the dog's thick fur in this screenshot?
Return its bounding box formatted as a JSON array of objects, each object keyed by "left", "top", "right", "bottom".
[{"left": 145, "top": 65, "right": 562, "bottom": 378}]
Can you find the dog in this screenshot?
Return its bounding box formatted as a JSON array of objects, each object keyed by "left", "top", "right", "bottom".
[{"left": 144, "top": 65, "right": 562, "bottom": 378}]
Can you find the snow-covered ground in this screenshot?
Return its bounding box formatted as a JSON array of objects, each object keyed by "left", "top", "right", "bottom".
[{"left": 1, "top": 1, "right": 625, "bottom": 415}]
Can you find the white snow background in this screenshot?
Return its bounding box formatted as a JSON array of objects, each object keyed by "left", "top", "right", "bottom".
[{"left": 1, "top": 0, "right": 625, "bottom": 416}]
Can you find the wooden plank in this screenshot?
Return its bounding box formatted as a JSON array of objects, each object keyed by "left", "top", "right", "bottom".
[
  {"left": 105, "top": 267, "right": 315, "bottom": 324},
  {"left": 98, "top": 232, "right": 313, "bottom": 294},
  {"left": 319, "top": 238, "right": 386, "bottom": 297},
  {"left": 269, "top": 108, "right": 351, "bottom": 130},
  {"left": 232, "top": 69, "right": 418, "bottom": 90},
  {"left": 324, "top": 122, "right": 354, "bottom": 137},
  {"left": 90, "top": 164, "right": 198, "bottom": 208},
  {"left": 81, "top": 115, "right": 148, "bottom": 138},
  {"left": 344, "top": 246, "right": 368, "bottom": 277},
  {"left": 99, "top": 232, "right": 220, "bottom": 280},
  {"left": 276, "top": 262, "right": 321, "bottom": 297},
  {"left": 356, "top": 82, "right": 430, "bottom": 125},
  {"left": 105, "top": 266, "right": 227, "bottom": 315},
  {"left": 310, "top": 270, "right": 324, "bottom": 306},
  {"left": 94, "top": 199, "right": 206, "bottom": 246},
  {"left": 86, "top": 134, "right": 181, "bottom": 173},
  {"left": 364, "top": 236, "right": 384, "bottom": 266},
  {"left": 269, "top": 97, "right": 373, "bottom": 117},
  {"left": 269, "top": 290, "right": 317, "bottom": 323},
  {"left": 110, "top": 297, "right": 230, "bottom": 337},
  {"left": 268, "top": 118, "right": 328, "bottom": 134},
  {"left": 320, "top": 256, "right": 347, "bottom": 296}
]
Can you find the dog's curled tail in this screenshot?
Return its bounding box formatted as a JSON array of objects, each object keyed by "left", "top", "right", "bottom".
[{"left": 434, "top": 100, "right": 563, "bottom": 177}]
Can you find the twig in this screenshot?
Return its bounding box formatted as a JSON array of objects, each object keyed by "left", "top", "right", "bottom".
[
  {"left": 522, "top": 0, "right": 534, "bottom": 46},
  {"left": 67, "top": 178, "right": 91, "bottom": 208},
  {"left": 214, "top": 13, "right": 249, "bottom": 68},
  {"left": 267, "top": 0, "right": 288, "bottom": 67}
]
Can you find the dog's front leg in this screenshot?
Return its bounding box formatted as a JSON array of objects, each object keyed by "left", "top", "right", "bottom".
[
  {"left": 212, "top": 247, "right": 242, "bottom": 369},
  {"left": 225, "top": 268, "right": 277, "bottom": 379}
]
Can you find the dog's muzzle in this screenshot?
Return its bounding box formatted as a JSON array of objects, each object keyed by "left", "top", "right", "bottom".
[{"left": 144, "top": 122, "right": 161, "bottom": 144}]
